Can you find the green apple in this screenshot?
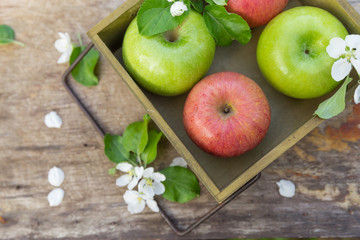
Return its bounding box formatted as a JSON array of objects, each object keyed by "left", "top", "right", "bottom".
[
  {"left": 122, "top": 11, "right": 216, "bottom": 96},
  {"left": 257, "top": 6, "right": 348, "bottom": 99}
]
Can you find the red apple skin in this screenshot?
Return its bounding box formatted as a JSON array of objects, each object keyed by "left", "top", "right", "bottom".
[
  {"left": 183, "top": 72, "right": 271, "bottom": 158},
  {"left": 226, "top": 0, "right": 288, "bottom": 28}
]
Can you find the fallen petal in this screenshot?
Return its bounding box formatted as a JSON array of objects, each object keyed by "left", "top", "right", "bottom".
[
  {"left": 48, "top": 166, "right": 65, "bottom": 187},
  {"left": 276, "top": 179, "right": 295, "bottom": 198},
  {"left": 44, "top": 111, "right": 63, "bottom": 128},
  {"left": 48, "top": 188, "right": 65, "bottom": 207},
  {"left": 170, "top": 157, "right": 187, "bottom": 168}
]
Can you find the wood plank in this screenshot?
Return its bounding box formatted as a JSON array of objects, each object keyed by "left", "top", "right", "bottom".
[{"left": 1, "top": 0, "right": 360, "bottom": 239}]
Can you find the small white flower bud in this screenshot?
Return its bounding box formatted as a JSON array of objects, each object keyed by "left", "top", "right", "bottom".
[
  {"left": 48, "top": 166, "right": 65, "bottom": 187},
  {"left": 44, "top": 111, "right": 63, "bottom": 128},
  {"left": 170, "top": 1, "right": 188, "bottom": 17},
  {"left": 276, "top": 179, "right": 295, "bottom": 198},
  {"left": 47, "top": 188, "right": 65, "bottom": 207}
]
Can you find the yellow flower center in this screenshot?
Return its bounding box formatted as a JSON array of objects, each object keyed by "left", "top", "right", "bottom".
[{"left": 146, "top": 178, "right": 153, "bottom": 186}]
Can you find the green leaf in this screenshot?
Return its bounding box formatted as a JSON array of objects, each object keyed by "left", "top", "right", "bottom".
[
  {"left": 0, "top": 25, "right": 24, "bottom": 46},
  {"left": 190, "top": 0, "right": 204, "bottom": 13},
  {"left": 205, "top": 0, "right": 216, "bottom": 5},
  {"left": 213, "top": 0, "right": 227, "bottom": 6},
  {"left": 123, "top": 114, "right": 151, "bottom": 155},
  {"left": 203, "top": 5, "right": 251, "bottom": 46},
  {"left": 160, "top": 166, "right": 200, "bottom": 203},
  {"left": 69, "top": 46, "right": 100, "bottom": 86},
  {"left": 104, "top": 134, "right": 130, "bottom": 164},
  {"left": 140, "top": 130, "right": 163, "bottom": 164},
  {"left": 314, "top": 76, "right": 353, "bottom": 119},
  {"left": 108, "top": 167, "right": 117, "bottom": 175},
  {"left": 137, "top": 0, "right": 190, "bottom": 36}
]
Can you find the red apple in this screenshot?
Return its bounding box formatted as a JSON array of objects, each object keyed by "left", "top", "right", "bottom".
[
  {"left": 225, "top": 0, "right": 288, "bottom": 28},
  {"left": 183, "top": 72, "right": 271, "bottom": 158}
]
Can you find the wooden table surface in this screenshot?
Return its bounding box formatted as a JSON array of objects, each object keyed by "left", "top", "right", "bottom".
[{"left": 2, "top": 0, "right": 360, "bottom": 239}]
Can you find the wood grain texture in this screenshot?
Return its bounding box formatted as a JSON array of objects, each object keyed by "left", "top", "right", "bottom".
[{"left": 1, "top": 0, "right": 360, "bottom": 239}]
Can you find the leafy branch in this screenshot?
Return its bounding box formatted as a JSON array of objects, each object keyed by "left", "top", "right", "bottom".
[
  {"left": 104, "top": 114, "right": 200, "bottom": 205},
  {"left": 137, "top": 0, "right": 251, "bottom": 46}
]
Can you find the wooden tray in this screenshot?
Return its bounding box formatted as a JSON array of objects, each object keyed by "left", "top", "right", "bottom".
[{"left": 87, "top": 0, "right": 360, "bottom": 203}]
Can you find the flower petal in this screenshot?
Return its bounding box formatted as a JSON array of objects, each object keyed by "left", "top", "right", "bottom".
[
  {"left": 116, "top": 174, "right": 132, "bottom": 187},
  {"left": 327, "top": 37, "right": 346, "bottom": 59},
  {"left": 354, "top": 85, "right": 360, "bottom": 104},
  {"left": 351, "top": 58, "right": 360, "bottom": 76},
  {"left": 138, "top": 179, "right": 146, "bottom": 193},
  {"left": 58, "top": 32, "right": 67, "bottom": 39},
  {"left": 146, "top": 199, "right": 159, "bottom": 213},
  {"left": 54, "top": 39, "right": 68, "bottom": 53},
  {"left": 57, "top": 52, "right": 70, "bottom": 64},
  {"left": 123, "top": 190, "right": 138, "bottom": 204},
  {"left": 47, "top": 188, "right": 65, "bottom": 207},
  {"left": 143, "top": 185, "right": 155, "bottom": 197},
  {"left": 116, "top": 162, "right": 133, "bottom": 172},
  {"left": 44, "top": 111, "right": 63, "bottom": 128},
  {"left": 170, "top": 157, "right": 188, "bottom": 168},
  {"left": 143, "top": 167, "right": 154, "bottom": 178},
  {"left": 128, "top": 176, "right": 139, "bottom": 190},
  {"left": 151, "top": 172, "right": 166, "bottom": 182},
  {"left": 345, "top": 34, "right": 360, "bottom": 50},
  {"left": 170, "top": 1, "right": 188, "bottom": 17},
  {"left": 135, "top": 166, "right": 144, "bottom": 178},
  {"left": 153, "top": 182, "right": 165, "bottom": 195},
  {"left": 48, "top": 166, "right": 65, "bottom": 187},
  {"left": 127, "top": 201, "right": 145, "bottom": 214},
  {"left": 331, "top": 58, "right": 352, "bottom": 81}
]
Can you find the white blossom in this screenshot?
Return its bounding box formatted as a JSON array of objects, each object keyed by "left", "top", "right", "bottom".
[
  {"left": 116, "top": 163, "right": 143, "bottom": 190},
  {"left": 47, "top": 188, "right": 65, "bottom": 207},
  {"left": 44, "top": 111, "right": 63, "bottom": 128},
  {"left": 276, "top": 179, "right": 295, "bottom": 198},
  {"left": 170, "top": 157, "right": 187, "bottom": 168},
  {"left": 326, "top": 35, "right": 360, "bottom": 81},
  {"left": 138, "top": 167, "right": 165, "bottom": 197},
  {"left": 170, "top": 1, "right": 188, "bottom": 17},
  {"left": 48, "top": 166, "right": 65, "bottom": 187},
  {"left": 54, "top": 32, "right": 73, "bottom": 64},
  {"left": 123, "top": 190, "right": 159, "bottom": 214}
]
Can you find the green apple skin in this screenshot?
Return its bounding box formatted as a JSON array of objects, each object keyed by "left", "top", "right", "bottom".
[
  {"left": 122, "top": 11, "right": 216, "bottom": 96},
  {"left": 257, "top": 7, "right": 348, "bottom": 99}
]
